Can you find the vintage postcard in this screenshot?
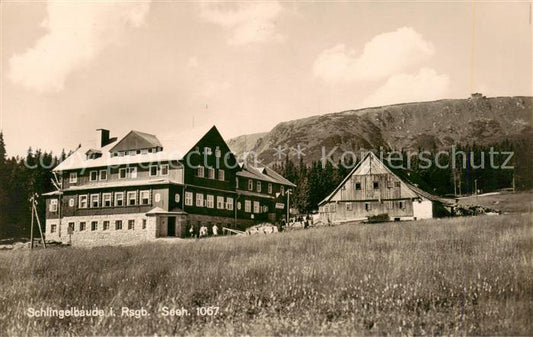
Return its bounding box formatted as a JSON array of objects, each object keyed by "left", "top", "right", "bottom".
[{"left": 0, "top": 1, "right": 531, "bottom": 336}]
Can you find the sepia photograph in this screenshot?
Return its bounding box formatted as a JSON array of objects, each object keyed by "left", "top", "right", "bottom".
[{"left": 0, "top": 1, "right": 531, "bottom": 336}]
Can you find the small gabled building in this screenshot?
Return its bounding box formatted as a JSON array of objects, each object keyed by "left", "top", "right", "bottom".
[
  {"left": 44, "top": 126, "right": 295, "bottom": 246},
  {"left": 318, "top": 152, "right": 434, "bottom": 223}
]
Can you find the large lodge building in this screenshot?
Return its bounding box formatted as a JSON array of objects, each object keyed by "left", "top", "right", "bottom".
[{"left": 44, "top": 126, "right": 295, "bottom": 246}]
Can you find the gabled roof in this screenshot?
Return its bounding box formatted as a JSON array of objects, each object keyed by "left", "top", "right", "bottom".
[
  {"left": 237, "top": 164, "right": 296, "bottom": 187},
  {"left": 53, "top": 126, "right": 220, "bottom": 172},
  {"left": 318, "top": 152, "right": 430, "bottom": 206},
  {"left": 109, "top": 130, "right": 162, "bottom": 153}
]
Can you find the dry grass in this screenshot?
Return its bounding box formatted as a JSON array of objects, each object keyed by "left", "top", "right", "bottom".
[
  {"left": 0, "top": 214, "right": 532, "bottom": 336},
  {"left": 458, "top": 191, "right": 533, "bottom": 214}
]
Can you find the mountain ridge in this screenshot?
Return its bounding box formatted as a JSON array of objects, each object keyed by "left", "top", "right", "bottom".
[{"left": 227, "top": 95, "right": 532, "bottom": 165}]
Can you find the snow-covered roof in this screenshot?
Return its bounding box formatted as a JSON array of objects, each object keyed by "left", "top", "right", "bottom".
[{"left": 54, "top": 125, "right": 215, "bottom": 172}]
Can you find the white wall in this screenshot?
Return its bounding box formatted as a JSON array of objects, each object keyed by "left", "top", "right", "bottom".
[{"left": 413, "top": 199, "right": 433, "bottom": 219}]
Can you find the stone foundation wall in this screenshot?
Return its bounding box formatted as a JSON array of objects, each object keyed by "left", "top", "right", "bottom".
[{"left": 45, "top": 213, "right": 157, "bottom": 247}]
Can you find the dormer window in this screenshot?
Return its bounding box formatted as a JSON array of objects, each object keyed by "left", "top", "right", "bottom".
[
  {"left": 90, "top": 171, "right": 98, "bottom": 182},
  {"left": 160, "top": 164, "right": 169, "bottom": 176}
]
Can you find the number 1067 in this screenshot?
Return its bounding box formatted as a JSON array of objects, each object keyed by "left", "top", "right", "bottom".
[{"left": 196, "top": 306, "right": 219, "bottom": 316}]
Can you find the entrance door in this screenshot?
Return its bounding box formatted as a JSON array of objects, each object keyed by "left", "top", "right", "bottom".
[{"left": 167, "top": 217, "right": 176, "bottom": 236}]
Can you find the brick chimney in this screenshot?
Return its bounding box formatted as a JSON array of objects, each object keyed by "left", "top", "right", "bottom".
[{"left": 97, "top": 129, "right": 116, "bottom": 147}]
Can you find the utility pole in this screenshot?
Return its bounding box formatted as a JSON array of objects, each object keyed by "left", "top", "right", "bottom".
[
  {"left": 286, "top": 189, "right": 291, "bottom": 223},
  {"left": 29, "top": 193, "right": 46, "bottom": 249}
]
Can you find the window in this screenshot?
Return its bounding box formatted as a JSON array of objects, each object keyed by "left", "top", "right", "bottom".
[
  {"left": 141, "top": 149, "right": 148, "bottom": 155},
  {"left": 129, "top": 150, "right": 137, "bottom": 156},
  {"left": 101, "top": 193, "right": 111, "bottom": 207},
  {"left": 244, "top": 200, "right": 251, "bottom": 213},
  {"left": 196, "top": 193, "right": 204, "bottom": 207},
  {"left": 90, "top": 171, "right": 98, "bottom": 181},
  {"left": 150, "top": 166, "right": 158, "bottom": 176},
  {"left": 50, "top": 224, "right": 57, "bottom": 233},
  {"left": 204, "top": 147, "right": 212, "bottom": 155},
  {"left": 215, "top": 148, "right": 221, "bottom": 157},
  {"left": 197, "top": 166, "right": 205, "bottom": 178},
  {"left": 68, "top": 198, "right": 75, "bottom": 207},
  {"left": 160, "top": 164, "right": 169, "bottom": 176},
  {"left": 268, "top": 183, "right": 272, "bottom": 194},
  {"left": 90, "top": 194, "right": 100, "bottom": 208},
  {"left": 256, "top": 181, "right": 261, "bottom": 193},
  {"left": 128, "top": 220, "right": 135, "bottom": 230},
  {"left": 140, "top": 190, "right": 150, "bottom": 205},
  {"left": 99, "top": 170, "right": 108, "bottom": 181},
  {"left": 142, "top": 219, "right": 147, "bottom": 229},
  {"left": 206, "top": 195, "right": 214, "bottom": 208},
  {"left": 49, "top": 199, "right": 58, "bottom": 212},
  {"left": 253, "top": 201, "right": 260, "bottom": 213},
  {"left": 346, "top": 202, "right": 353, "bottom": 211},
  {"left": 119, "top": 168, "right": 127, "bottom": 179},
  {"left": 91, "top": 221, "right": 98, "bottom": 231},
  {"left": 330, "top": 204, "right": 336, "bottom": 212},
  {"left": 216, "top": 196, "right": 224, "bottom": 209},
  {"left": 394, "top": 181, "right": 401, "bottom": 187},
  {"left": 127, "top": 191, "right": 137, "bottom": 206},
  {"left": 373, "top": 181, "right": 379, "bottom": 189},
  {"left": 218, "top": 169, "right": 225, "bottom": 181},
  {"left": 128, "top": 167, "right": 137, "bottom": 179},
  {"left": 114, "top": 192, "right": 124, "bottom": 207},
  {"left": 103, "top": 221, "right": 110, "bottom": 231},
  {"left": 280, "top": 186, "right": 285, "bottom": 195},
  {"left": 355, "top": 182, "right": 361, "bottom": 190},
  {"left": 79, "top": 195, "right": 88, "bottom": 209},
  {"left": 185, "top": 192, "right": 193, "bottom": 206},
  {"left": 68, "top": 222, "right": 75, "bottom": 233},
  {"left": 69, "top": 172, "right": 77, "bottom": 183},
  {"left": 80, "top": 222, "right": 86, "bottom": 231},
  {"left": 208, "top": 168, "right": 215, "bottom": 179},
  {"left": 115, "top": 220, "right": 122, "bottom": 230},
  {"left": 226, "top": 197, "right": 234, "bottom": 211},
  {"left": 248, "top": 180, "right": 253, "bottom": 191},
  {"left": 399, "top": 201, "right": 405, "bottom": 209},
  {"left": 365, "top": 203, "right": 372, "bottom": 211}
]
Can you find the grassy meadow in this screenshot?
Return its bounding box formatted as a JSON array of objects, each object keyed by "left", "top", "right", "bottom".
[{"left": 0, "top": 214, "right": 532, "bottom": 336}]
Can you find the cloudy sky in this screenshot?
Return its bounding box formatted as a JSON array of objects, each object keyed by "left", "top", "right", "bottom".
[{"left": 1, "top": 1, "right": 531, "bottom": 156}]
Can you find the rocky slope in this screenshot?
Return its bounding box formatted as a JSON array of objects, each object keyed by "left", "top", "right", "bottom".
[{"left": 227, "top": 95, "right": 532, "bottom": 165}]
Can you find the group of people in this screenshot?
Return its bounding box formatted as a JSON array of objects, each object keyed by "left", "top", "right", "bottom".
[
  {"left": 188, "top": 223, "right": 219, "bottom": 238},
  {"left": 279, "top": 214, "right": 313, "bottom": 231}
]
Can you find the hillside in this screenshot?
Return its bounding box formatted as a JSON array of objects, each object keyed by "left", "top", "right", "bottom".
[
  {"left": 226, "top": 132, "right": 268, "bottom": 154},
  {"left": 227, "top": 96, "right": 532, "bottom": 165}
]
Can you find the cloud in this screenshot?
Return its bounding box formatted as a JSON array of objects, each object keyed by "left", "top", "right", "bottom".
[
  {"left": 313, "top": 27, "right": 435, "bottom": 83},
  {"left": 362, "top": 68, "right": 450, "bottom": 107},
  {"left": 8, "top": 0, "right": 150, "bottom": 93},
  {"left": 199, "top": 2, "right": 283, "bottom": 45}
]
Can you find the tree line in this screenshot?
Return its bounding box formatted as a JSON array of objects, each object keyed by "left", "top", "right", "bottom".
[
  {"left": 273, "top": 139, "right": 532, "bottom": 214},
  {"left": 0, "top": 133, "right": 67, "bottom": 239},
  {"left": 0, "top": 130, "right": 531, "bottom": 239}
]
